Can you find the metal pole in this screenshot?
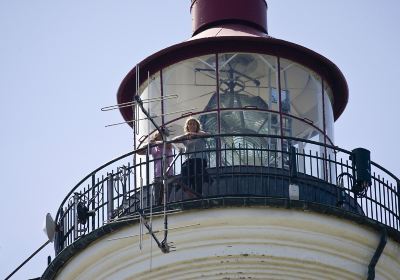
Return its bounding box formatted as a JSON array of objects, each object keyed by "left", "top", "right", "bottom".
[
  {"left": 5, "top": 240, "right": 51, "bottom": 280},
  {"left": 107, "top": 174, "right": 114, "bottom": 220},
  {"left": 91, "top": 174, "right": 96, "bottom": 230}
]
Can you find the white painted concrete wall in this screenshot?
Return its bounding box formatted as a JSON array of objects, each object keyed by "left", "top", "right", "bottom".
[{"left": 55, "top": 208, "right": 400, "bottom": 280}]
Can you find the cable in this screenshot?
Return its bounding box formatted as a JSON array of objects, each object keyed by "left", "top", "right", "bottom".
[{"left": 5, "top": 240, "right": 50, "bottom": 280}]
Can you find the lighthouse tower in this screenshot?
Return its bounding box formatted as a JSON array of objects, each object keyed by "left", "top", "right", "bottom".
[{"left": 42, "top": 1, "right": 400, "bottom": 279}]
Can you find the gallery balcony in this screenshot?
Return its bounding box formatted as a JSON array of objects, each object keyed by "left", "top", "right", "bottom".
[{"left": 48, "top": 133, "right": 399, "bottom": 261}]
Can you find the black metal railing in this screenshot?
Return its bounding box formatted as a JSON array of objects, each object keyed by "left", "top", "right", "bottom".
[{"left": 53, "top": 134, "right": 400, "bottom": 254}]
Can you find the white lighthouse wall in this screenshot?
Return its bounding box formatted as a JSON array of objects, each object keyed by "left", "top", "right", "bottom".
[{"left": 55, "top": 208, "right": 400, "bottom": 280}]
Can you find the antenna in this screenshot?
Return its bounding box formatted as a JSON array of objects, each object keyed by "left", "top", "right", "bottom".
[
  {"left": 100, "top": 67, "right": 189, "bottom": 254},
  {"left": 43, "top": 213, "right": 56, "bottom": 242},
  {"left": 100, "top": 95, "right": 179, "bottom": 111},
  {"left": 135, "top": 92, "right": 173, "bottom": 253},
  {"left": 104, "top": 108, "right": 197, "bottom": 128}
]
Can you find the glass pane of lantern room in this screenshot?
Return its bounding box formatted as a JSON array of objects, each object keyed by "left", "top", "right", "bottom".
[
  {"left": 136, "top": 72, "right": 162, "bottom": 147},
  {"left": 162, "top": 55, "right": 217, "bottom": 138},
  {"left": 324, "top": 83, "right": 336, "bottom": 184},
  {"left": 279, "top": 59, "right": 325, "bottom": 177},
  {"left": 217, "top": 53, "right": 278, "bottom": 135},
  {"left": 279, "top": 58, "right": 324, "bottom": 141},
  {"left": 324, "top": 83, "right": 335, "bottom": 144}
]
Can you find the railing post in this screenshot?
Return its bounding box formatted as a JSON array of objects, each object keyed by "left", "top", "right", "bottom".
[
  {"left": 288, "top": 146, "right": 299, "bottom": 201},
  {"left": 122, "top": 167, "right": 128, "bottom": 198},
  {"left": 73, "top": 193, "right": 79, "bottom": 240},
  {"left": 91, "top": 174, "right": 96, "bottom": 230},
  {"left": 146, "top": 152, "right": 150, "bottom": 208},
  {"left": 397, "top": 180, "right": 400, "bottom": 230},
  {"left": 107, "top": 173, "right": 114, "bottom": 220},
  {"left": 54, "top": 208, "right": 64, "bottom": 255},
  {"left": 289, "top": 146, "right": 297, "bottom": 180}
]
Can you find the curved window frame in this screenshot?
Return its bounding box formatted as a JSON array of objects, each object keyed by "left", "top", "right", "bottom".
[{"left": 134, "top": 53, "right": 335, "bottom": 151}]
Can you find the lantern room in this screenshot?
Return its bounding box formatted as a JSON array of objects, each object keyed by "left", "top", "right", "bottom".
[{"left": 117, "top": 0, "right": 347, "bottom": 167}]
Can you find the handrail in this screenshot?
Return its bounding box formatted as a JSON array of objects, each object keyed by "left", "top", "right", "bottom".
[
  {"left": 371, "top": 161, "right": 400, "bottom": 184},
  {"left": 53, "top": 133, "right": 400, "bottom": 255},
  {"left": 56, "top": 133, "right": 398, "bottom": 220},
  {"left": 55, "top": 150, "right": 134, "bottom": 221},
  {"left": 135, "top": 108, "right": 336, "bottom": 148}
]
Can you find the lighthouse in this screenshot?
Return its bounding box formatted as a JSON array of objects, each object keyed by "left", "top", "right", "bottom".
[{"left": 40, "top": 1, "right": 400, "bottom": 279}]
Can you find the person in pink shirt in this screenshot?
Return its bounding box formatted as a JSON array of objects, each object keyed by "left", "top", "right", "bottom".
[
  {"left": 148, "top": 131, "right": 174, "bottom": 178},
  {"left": 138, "top": 131, "right": 174, "bottom": 204}
]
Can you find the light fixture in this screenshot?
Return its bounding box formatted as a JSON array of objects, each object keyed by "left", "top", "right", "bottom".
[{"left": 351, "top": 148, "right": 372, "bottom": 196}]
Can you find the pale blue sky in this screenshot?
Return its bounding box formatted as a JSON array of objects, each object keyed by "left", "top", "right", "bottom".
[{"left": 1, "top": 1, "right": 399, "bottom": 278}]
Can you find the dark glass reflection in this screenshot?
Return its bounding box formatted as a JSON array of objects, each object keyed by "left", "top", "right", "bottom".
[{"left": 197, "top": 54, "right": 284, "bottom": 166}]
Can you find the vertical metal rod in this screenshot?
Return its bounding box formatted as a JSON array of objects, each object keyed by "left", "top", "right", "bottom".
[
  {"left": 91, "top": 174, "right": 96, "bottom": 230},
  {"left": 127, "top": 163, "right": 132, "bottom": 213},
  {"left": 289, "top": 146, "right": 297, "bottom": 181},
  {"left": 135, "top": 64, "right": 140, "bottom": 136},
  {"left": 162, "top": 140, "right": 168, "bottom": 241},
  {"left": 160, "top": 69, "right": 165, "bottom": 126},
  {"left": 73, "top": 193, "right": 79, "bottom": 240},
  {"left": 238, "top": 143, "right": 242, "bottom": 193},
  {"left": 327, "top": 152, "right": 331, "bottom": 184},
  {"left": 372, "top": 172, "right": 377, "bottom": 221},
  {"left": 267, "top": 144, "right": 270, "bottom": 196},
  {"left": 397, "top": 180, "right": 400, "bottom": 230},
  {"left": 378, "top": 175, "right": 383, "bottom": 223},
  {"left": 57, "top": 208, "right": 65, "bottom": 254},
  {"left": 147, "top": 70, "right": 151, "bottom": 210},
  {"left": 347, "top": 159, "right": 352, "bottom": 206},
  {"left": 97, "top": 178, "right": 100, "bottom": 228},
  {"left": 107, "top": 174, "right": 114, "bottom": 221},
  {"left": 101, "top": 176, "right": 105, "bottom": 224},
  {"left": 382, "top": 178, "right": 387, "bottom": 225},
  {"left": 276, "top": 57, "right": 284, "bottom": 167},
  {"left": 386, "top": 180, "right": 390, "bottom": 227},
  {"left": 216, "top": 55, "right": 222, "bottom": 184},
  {"left": 321, "top": 80, "right": 329, "bottom": 181},
  {"left": 260, "top": 145, "right": 264, "bottom": 195},
  {"left": 122, "top": 168, "right": 127, "bottom": 202},
  {"left": 253, "top": 144, "right": 256, "bottom": 193},
  {"left": 231, "top": 143, "right": 234, "bottom": 194},
  {"left": 338, "top": 158, "right": 344, "bottom": 207},
  {"left": 390, "top": 181, "right": 394, "bottom": 228},
  {"left": 83, "top": 186, "right": 87, "bottom": 231},
  {"left": 67, "top": 204, "right": 71, "bottom": 245},
  {"left": 304, "top": 149, "right": 308, "bottom": 177},
  {"left": 244, "top": 143, "right": 248, "bottom": 192},
  {"left": 139, "top": 175, "right": 143, "bottom": 250}
]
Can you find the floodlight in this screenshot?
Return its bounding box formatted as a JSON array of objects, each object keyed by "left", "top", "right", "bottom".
[{"left": 351, "top": 148, "right": 372, "bottom": 196}]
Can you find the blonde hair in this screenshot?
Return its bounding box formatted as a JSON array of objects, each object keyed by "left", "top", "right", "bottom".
[
  {"left": 150, "top": 131, "right": 162, "bottom": 142},
  {"left": 184, "top": 117, "right": 201, "bottom": 133}
]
